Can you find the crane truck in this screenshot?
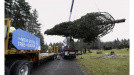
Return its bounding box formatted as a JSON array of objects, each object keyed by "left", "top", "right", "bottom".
[
  {"left": 61, "top": 38, "right": 78, "bottom": 59},
  {"left": 5, "top": 18, "right": 58, "bottom": 75},
  {"left": 62, "top": 46, "right": 78, "bottom": 59}
]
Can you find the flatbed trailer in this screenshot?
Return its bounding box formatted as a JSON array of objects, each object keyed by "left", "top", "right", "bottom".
[
  {"left": 39, "top": 53, "right": 57, "bottom": 61},
  {"left": 5, "top": 18, "right": 58, "bottom": 75}
]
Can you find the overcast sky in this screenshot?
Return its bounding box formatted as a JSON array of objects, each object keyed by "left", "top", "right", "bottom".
[
  {"left": 0, "top": 0, "right": 133, "bottom": 74},
  {"left": 25, "top": 0, "right": 129, "bottom": 44}
]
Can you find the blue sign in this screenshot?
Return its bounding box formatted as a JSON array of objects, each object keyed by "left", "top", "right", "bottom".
[{"left": 12, "top": 29, "right": 40, "bottom": 50}]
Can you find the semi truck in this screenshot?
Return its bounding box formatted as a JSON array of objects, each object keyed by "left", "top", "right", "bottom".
[{"left": 5, "top": 18, "right": 58, "bottom": 75}]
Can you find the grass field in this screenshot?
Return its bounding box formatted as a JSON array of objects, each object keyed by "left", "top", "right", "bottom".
[{"left": 75, "top": 48, "right": 129, "bottom": 75}]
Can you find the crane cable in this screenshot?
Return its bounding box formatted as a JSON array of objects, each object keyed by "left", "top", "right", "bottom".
[
  {"left": 92, "top": 0, "right": 101, "bottom": 12},
  {"left": 73, "top": 0, "right": 80, "bottom": 20},
  {"left": 73, "top": 0, "right": 101, "bottom": 21}
]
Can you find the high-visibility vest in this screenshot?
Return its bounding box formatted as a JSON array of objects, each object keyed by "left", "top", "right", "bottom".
[
  {"left": 49, "top": 46, "right": 51, "bottom": 49},
  {"left": 10, "top": 26, "right": 16, "bottom": 33}
]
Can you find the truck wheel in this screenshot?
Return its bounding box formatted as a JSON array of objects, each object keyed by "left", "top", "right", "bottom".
[
  {"left": 10, "top": 60, "right": 30, "bottom": 75},
  {"left": 37, "top": 60, "right": 40, "bottom": 67},
  {"left": 54, "top": 55, "right": 57, "bottom": 59},
  {"left": 5, "top": 66, "right": 10, "bottom": 75},
  {"left": 29, "top": 61, "right": 33, "bottom": 73},
  {"left": 63, "top": 56, "right": 66, "bottom": 59},
  {"left": 52, "top": 56, "right": 56, "bottom": 60}
]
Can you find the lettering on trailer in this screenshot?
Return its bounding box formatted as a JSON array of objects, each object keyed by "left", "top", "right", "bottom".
[{"left": 12, "top": 29, "right": 40, "bottom": 50}]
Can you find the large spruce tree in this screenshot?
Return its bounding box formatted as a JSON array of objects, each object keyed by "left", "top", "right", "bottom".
[{"left": 45, "top": 12, "right": 125, "bottom": 43}]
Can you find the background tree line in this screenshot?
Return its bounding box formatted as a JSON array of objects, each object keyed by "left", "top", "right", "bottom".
[
  {"left": 5, "top": 0, "right": 47, "bottom": 51},
  {"left": 74, "top": 38, "right": 129, "bottom": 51},
  {"left": 45, "top": 38, "right": 129, "bottom": 53}
]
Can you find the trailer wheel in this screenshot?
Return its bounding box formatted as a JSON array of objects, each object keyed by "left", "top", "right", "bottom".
[
  {"left": 52, "top": 56, "right": 55, "bottom": 60},
  {"left": 37, "top": 60, "right": 40, "bottom": 66},
  {"left": 5, "top": 66, "right": 10, "bottom": 75},
  {"left": 54, "top": 55, "right": 57, "bottom": 60},
  {"left": 10, "top": 60, "right": 30, "bottom": 75}
]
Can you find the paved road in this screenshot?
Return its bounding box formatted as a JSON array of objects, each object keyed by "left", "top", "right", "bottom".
[{"left": 30, "top": 55, "right": 84, "bottom": 75}]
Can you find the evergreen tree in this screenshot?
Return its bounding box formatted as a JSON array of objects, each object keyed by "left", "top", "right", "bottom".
[
  {"left": 36, "top": 32, "right": 45, "bottom": 51},
  {"left": 26, "top": 9, "right": 41, "bottom": 35},
  {"left": 5, "top": 0, "right": 13, "bottom": 18},
  {"left": 5, "top": 0, "right": 47, "bottom": 51},
  {"left": 45, "top": 12, "right": 125, "bottom": 43},
  {"left": 5, "top": 0, "right": 31, "bottom": 29}
]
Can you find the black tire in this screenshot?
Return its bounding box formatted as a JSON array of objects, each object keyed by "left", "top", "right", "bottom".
[
  {"left": 5, "top": 59, "right": 19, "bottom": 70},
  {"left": 52, "top": 56, "right": 55, "bottom": 60},
  {"left": 29, "top": 61, "right": 33, "bottom": 73},
  {"left": 37, "top": 60, "right": 40, "bottom": 67},
  {"left": 10, "top": 60, "right": 30, "bottom": 75},
  {"left": 62, "top": 55, "right": 64, "bottom": 58},
  {"left": 74, "top": 56, "right": 76, "bottom": 58},
  {"left": 5, "top": 66, "right": 10, "bottom": 75},
  {"left": 54, "top": 55, "right": 57, "bottom": 60},
  {"left": 63, "top": 56, "right": 66, "bottom": 59}
]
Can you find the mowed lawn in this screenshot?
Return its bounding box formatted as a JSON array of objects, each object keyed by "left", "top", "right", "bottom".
[{"left": 75, "top": 48, "right": 129, "bottom": 75}]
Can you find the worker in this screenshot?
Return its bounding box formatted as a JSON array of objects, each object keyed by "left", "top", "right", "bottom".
[
  {"left": 8, "top": 26, "right": 16, "bottom": 49},
  {"left": 62, "top": 45, "right": 64, "bottom": 52},
  {"left": 10, "top": 26, "right": 16, "bottom": 33},
  {"left": 48, "top": 45, "right": 52, "bottom": 53},
  {"left": 64, "top": 45, "right": 67, "bottom": 50},
  {"left": 9, "top": 26, "right": 16, "bottom": 38}
]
